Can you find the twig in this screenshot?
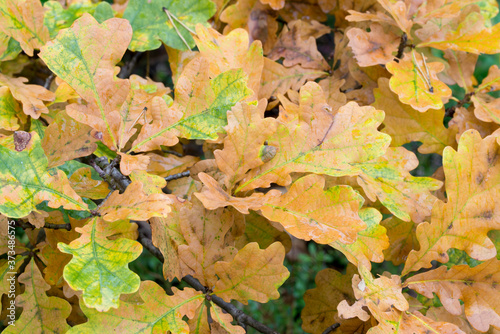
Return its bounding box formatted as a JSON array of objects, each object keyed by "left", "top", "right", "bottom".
[
  {"left": 161, "top": 149, "right": 183, "bottom": 157},
  {"left": 445, "top": 92, "right": 474, "bottom": 118},
  {"left": 92, "top": 156, "right": 131, "bottom": 193},
  {"left": 44, "top": 73, "right": 55, "bottom": 89},
  {"left": 85, "top": 156, "right": 279, "bottom": 334},
  {"left": 165, "top": 171, "right": 190, "bottom": 182},
  {"left": 395, "top": 33, "right": 407, "bottom": 61},
  {"left": 322, "top": 323, "right": 341, "bottom": 334},
  {"left": 118, "top": 52, "right": 143, "bottom": 79},
  {"left": 12, "top": 219, "right": 71, "bottom": 231}
]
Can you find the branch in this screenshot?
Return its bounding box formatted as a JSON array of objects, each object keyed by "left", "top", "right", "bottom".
[
  {"left": 165, "top": 171, "right": 190, "bottom": 182},
  {"left": 118, "top": 52, "right": 144, "bottom": 79},
  {"left": 395, "top": 33, "right": 407, "bottom": 61},
  {"left": 85, "top": 155, "right": 280, "bottom": 334},
  {"left": 12, "top": 219, "right": 71, "bottom": 231},
  {"left": 322, "top": 323, "right": 341, "bottom": 334},
  {"left": 445, "top": 92, "right": 474, "bottom": 118}
]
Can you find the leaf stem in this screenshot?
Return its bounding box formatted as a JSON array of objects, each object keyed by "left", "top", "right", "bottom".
[{"left": 163, "top": 8, "right": 192, "bottom": 50}]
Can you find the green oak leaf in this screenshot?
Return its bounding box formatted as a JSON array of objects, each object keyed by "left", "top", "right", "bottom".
[
  {"left": 58, "top": 217, "right": 142, "bottom": 312},
  {"left": 0, "top": 131, "right": 88, "bottom": 218},
  {"left": 123, "top": 0, "right": 216, "bottom": 51},
  {"left": 44, "top": 0, "right": 114, "bottom": 38}
]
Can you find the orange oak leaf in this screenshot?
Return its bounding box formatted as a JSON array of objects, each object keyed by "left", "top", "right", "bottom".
[
  {"left": 373, "top": 78, "right": 456, "bottom": 154},
  {"left": 98, "top": 180, "right": 173, "bottom": 221},
  {"left": 150, "top": 198, "right": 188, "bottom": 281},
  {"left": 238, "top": 82, "right": 390, "bottom": 191},
  {"left": 5, "top": 259, "right": 71, "bottom": 333},
  {"left": 278, "top": 1, "right": 327, "bottom": 23},
  {"left": 448, "top": 107, "right": 499, "bottom": 142},
  {"left": 211, "top": 304, "right": 246, "bottom": 334},
  {"left": 317, "top": 76, "right": 347, "bottom": 113},
  {"left": 117, "top": 152, "right": 150, "bottom": 176},
  {"left": 259, "top": 57, "right": 327, "bottom": 99},
  {"left": 165, "top": 47, "right": 198, "bottom": 85},
  {"left": 214, "top": 242, "right": 289, "bottom": 304},
  {"left": 268, "top": 20, "right": 330, "bottom": 70},
  {"left": 329, "top": 208, "right": 389, "bottom": 269},
  {"left": 42, "top": 110, "right": 99, "bottom": 168},
  {"left": 443, "top": 50, "right": 478, "bottom": 91},
  {"left": 195, "top": 24, "right": 263, "bottom": 101},
  {"left": 381, "top": 216, "right": 417, "bottom": 266},
  {"left": 386, "top": 52, "right": 452, "bottom": 112},
  {"left": 178, "top": 199, "right": 240, "bottom": 286},
  {"left": 213, "top": 101, "right": 278, "bottom": 190},
  {"left": 346, "top": 23, "right": 399, "bottom": 67},
  {"left": 377, "top": 0, "right": 413, "bottom": 35},
  {"left": 145, "top": 152, "right": 199, "bottom": 178},
  {"left": 261, "top": 174, "right": 366, "bottom": 244},
  {"left": 39, "top": 14, "right": 132, "bottom": 151},
  {"left": 403, "top": 130, "right": 500, "bottom": 275},
  {"left": 195, "top": 172, "right": 281, "bottom": 214},
  {"left": 477, "top": 64, "right": 500, "bottom": 93},
  {"left": 472, "top": 93, "right": 500, "bottom": 124},
  {"left": 301, "top": 265, "right": 360, "bottom": 334},
  {"left": 260, "top": 0, "right": 284, "bottom": 10},
  {"left": 0, "top": 73, "right": 55, "bottom": 118},
  {"left": 406, "top": 259, "right": 500, "bottom": 332},
  {"left": 68, "top": 167, "right": 110, "bottom": 200},
  {"left": 0, "top": 0, "right": 49, "bottom": 56},
  {"left": 220, "top": 0, "right": 278, "bottom": 54}
]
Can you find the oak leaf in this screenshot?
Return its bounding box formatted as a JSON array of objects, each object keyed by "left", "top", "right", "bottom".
[
  {"left": 214, "top": 242, "right": 289, "bottom": 304},
  {"left": 0, "top": 131, "right": 88, "bottom": 218},
  {"left": 403, "top": 130, "right": 500, "bottom": 275},
  {"left": 477, "top": 64, "right": 500, "bottom": 93},
  {"left": 346, "top": 23, "right": 399, "bottom": 67},
  {"left": 260, "top": 0, "right": 284, "bottom": 10},
  {"left": 3, "top": 259, "right": 71, "bottom": 334},
  {"left": 329, "top": 208, "right": 389, "bottom": 269},
  {"left": 0, "top": 30, "right": 21, "bottom": 61},
  {"left": 98, "top": 180, "right": 173, "bottom": 221},
  {"left": 443, "top": 50, "right": 478, "bottom": 91},
  {"left": 268, "top": 20, "right": 330, "bottom": 70},
  {"left": 373, "top": 78, "right": 456, "bottom": 154},
  {"left": 448, "top": 107, "right": 499, "bottom": 142},
  {"left": 261, "top": 174, "right": 366, "bottom": 244},
  {"left": 386, "top": 53, "right": 452, "bottom": 112},
  {"left": 68, "top": 281, "right": 203, "bottom": 333},
  {"left": 317, "top": 76, "right": 347, "bottom": 112},
  {"left": 0, "top": 73, "right": 55, "bottom": 119},
  {"left": 42, "top": 111, "right": 99, "bottom": 168},
  {"left": 405, "top": 259, "right": 500, "bottom": 332},
  {"left": 0, "top": 86, "right": 21, "bottom": 131},
  {"left": 123, "top": 0, "right": 215, "bottom": 51},
  {"left": 0, "top": 0, "right": 49, "bottom": 56},
  {"left": 211, "top": 304, "right": 246, "bottom": 334},
  {"left": 472, "top": 93, "right": 500, "bottom": 124},
  {"left": 195, "top": 24, "right": 264, "bottom": 100},
  {"left": 146, "top": 152, "right": 199, "bottom": 178},
  {"left": 178, "top": 199, "right": 239, "bottom": 286},
  {"left": 381, "top": 216, "right": 417, "bottom": 266},
  {"left": 58, "top": 217, "right": 142, "bottom": 311}
]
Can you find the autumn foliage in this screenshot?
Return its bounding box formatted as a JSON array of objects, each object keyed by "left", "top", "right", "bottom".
[{"left": 0, "top": 0, "right": 500, "bottom": 333}]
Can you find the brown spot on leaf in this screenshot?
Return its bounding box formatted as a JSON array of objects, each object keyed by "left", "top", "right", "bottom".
[
  {"left": 481, "top": 211, "right": 493, "bottom": 219},
  {"left": 93, "top": 131, "right": 103, "bottom": 140},
  {"left": 476, "top": 172, "right": 484, "bottom": 185},
  {"left": 14, "top": 131, "right": 32, "bottom": 151}
]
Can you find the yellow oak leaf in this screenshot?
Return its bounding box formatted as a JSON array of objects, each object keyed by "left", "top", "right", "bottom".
[
  {"left": 68, "top": 167, "right": 110, "bottom": 200},
  {"left": 317, "top": 76, "right": 347, "bottom": 113},
  {"left": 386, "top": 52, "right": 452, "bottom": 112},
  {"left": 0, "top": 86, "right": 22, "bottom": 131},
  {"left": 261, "top": 174, "right": 366, "bottom": 244},
  {"left": 211, "top": 304, "right": 246, "bottom": 334},
  {"left": 0, "top": 73, "right": 55, "bottom": 119},
  {"left": 3, "top": 259, "right": 71, "bottom": 333},
  {"left": 381, "top": 216, "right": 418, "bottom": 266},
  {"left": 214, "top": 242, "right": 289, "bottom": 304},
  {"left": 0, "top": 0, "right": 49, "bottom": 56},
  {"left": 477, "top": 64, "right": 500, "bottom": 93},
  {"left": 405, "top": 259, "right": 500, "bottom": 332},
  {"left": 98, "top": 180, "right": 173, "bottom": 221},
  {"left": 373, "top": 78, "right": 456, "bottom": 154},
  {"left": 346, "top": 23, "right": 399, "bottom": 67},
  {"left": 403, "top": 130, "right": 500, "bottom": 275}
]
